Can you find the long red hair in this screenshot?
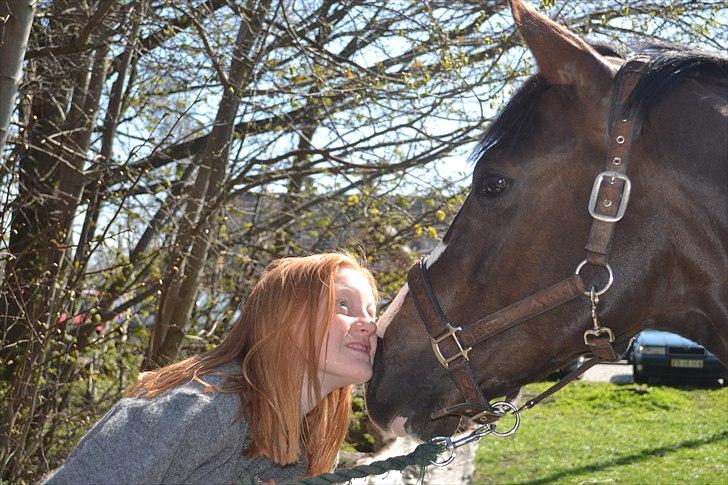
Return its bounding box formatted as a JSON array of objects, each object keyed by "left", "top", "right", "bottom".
[{"left": 126, "top": 253, "right": 378, "bottom": 475}]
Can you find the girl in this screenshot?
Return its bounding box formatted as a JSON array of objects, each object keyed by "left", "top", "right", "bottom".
[{"left": 44, "top": 253, "right": 378, "bottom": 484}]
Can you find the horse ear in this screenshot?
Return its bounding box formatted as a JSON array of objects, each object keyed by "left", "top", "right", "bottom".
[{"left": 509, "top": 0, "right": 615, "bottom": 100}]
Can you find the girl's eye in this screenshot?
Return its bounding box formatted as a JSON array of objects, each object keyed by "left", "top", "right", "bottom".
[{"left": 336, "top": 299, "right": 349, "bottom": 309}]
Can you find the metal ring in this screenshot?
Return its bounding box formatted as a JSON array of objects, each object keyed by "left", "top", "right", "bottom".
[
  {"left": 574, "top": 260, "right": 613, "bottom": 296},
  {"left": 616, "top": 135, "right": 625, "bottom": 144},
  {"left": 427, "top": 437, "right": 455, "bottom": 466},
  {"left": 490, "top": 401, "right": 521, "bottom": 437},
  {"left": 612, "top": 157, "right": 621, "bottom": 165}
]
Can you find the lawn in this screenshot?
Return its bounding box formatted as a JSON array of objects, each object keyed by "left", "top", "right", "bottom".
[{"left": 473, "top": 382, "right": 728, "bottom": 484}]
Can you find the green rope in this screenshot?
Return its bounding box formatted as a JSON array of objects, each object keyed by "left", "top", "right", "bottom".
[{"left": 280, "top": 441, "right": 445, "bottom": 485}]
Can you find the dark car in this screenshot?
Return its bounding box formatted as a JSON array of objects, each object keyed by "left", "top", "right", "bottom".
[{"left": 631, "top": 330, "right": 728, "bottom": 384}]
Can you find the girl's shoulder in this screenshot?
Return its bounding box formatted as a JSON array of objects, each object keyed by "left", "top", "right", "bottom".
[
  {"left": 169, "top": 361, "right": 246, "bottom": 433},
  {"left": 42, "top": 362, "right": 258, "bottom": 484}
]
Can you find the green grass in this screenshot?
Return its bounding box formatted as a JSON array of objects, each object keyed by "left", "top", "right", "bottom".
[{"left": 473, "top": 382, "right": 728, "bottom": 485}]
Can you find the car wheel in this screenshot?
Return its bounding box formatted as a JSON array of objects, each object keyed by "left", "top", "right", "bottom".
[{"left": 632, "top": 364, "right": 646, "bottom": 384}]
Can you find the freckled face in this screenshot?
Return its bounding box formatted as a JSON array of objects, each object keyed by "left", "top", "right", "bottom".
[{"left": 318, "top": 267, "right": 377, "bottom": 391}]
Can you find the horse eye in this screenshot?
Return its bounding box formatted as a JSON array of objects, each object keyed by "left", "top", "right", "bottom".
[{"left": 481, "top": 175, "right": 509, "bottom": 198}]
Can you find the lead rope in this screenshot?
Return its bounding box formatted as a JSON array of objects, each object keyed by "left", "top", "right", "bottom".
[
  {"left": 276, "top": 401, "right": 520, "bottom": 485},
  {"left": 277, "top": 440, "right": 443, "bottom": 485}
]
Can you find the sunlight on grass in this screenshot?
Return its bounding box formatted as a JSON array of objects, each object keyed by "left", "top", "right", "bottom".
[{"left": 473, "top": 382, "right": 728, "bottom": 484}]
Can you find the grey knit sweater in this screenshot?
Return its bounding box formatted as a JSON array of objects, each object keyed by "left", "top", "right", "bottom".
[{"left": 42, "top": 363, "right": 308, "bottom": 484}]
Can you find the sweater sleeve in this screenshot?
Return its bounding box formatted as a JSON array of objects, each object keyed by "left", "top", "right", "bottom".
[{"left": 42, "top": 389, "right": 233, "bottom": 485}]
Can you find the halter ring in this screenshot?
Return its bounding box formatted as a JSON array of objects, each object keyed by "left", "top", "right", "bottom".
[
  {"left": 574, "top": 260, "right": 613, "bottom": 297},
  {"left": 490, "top": 401, "right": 521, "bottom": 436}
]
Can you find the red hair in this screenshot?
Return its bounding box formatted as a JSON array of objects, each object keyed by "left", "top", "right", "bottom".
[{"left": 127, "top": 253, "right": 377, "bottom": 475}]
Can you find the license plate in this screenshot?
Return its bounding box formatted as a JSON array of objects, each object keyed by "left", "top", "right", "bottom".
[{"left": 671, "top": 359, "right": 703, "bottom": 368}]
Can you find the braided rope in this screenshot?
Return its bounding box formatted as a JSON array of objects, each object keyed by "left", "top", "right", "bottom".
[{"left": 280, "top": 441, "right": 445, "bottom": 485}]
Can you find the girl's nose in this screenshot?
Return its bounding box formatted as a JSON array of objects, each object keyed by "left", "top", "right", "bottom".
[{"left": 354, "top": 318, "right": 376, "bottom": 335}]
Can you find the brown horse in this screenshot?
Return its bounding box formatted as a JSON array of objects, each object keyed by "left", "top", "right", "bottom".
[{"left": 365, "top": 0, "right": 727, "bottom": 441}]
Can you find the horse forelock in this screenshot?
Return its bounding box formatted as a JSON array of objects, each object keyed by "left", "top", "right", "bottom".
[{"left": 469, "top": 73, "right": 549, "bottom": 168}]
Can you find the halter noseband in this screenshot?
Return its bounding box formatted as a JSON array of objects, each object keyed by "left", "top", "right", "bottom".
[{"left": 407, "top": 56, "right": 651, "bottom": 424}]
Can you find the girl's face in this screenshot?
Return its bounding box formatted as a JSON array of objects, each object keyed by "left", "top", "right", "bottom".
[{"left": 318, "top": 267, "right": 377, "bottom": 392}]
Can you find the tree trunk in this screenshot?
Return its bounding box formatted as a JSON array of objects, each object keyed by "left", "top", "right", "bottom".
[
  {"left": 0, "top": 2, "right": 107, "bottom": 478},
  {"left": 73, "top": 1, "right": 142, "bottom": 277},
  {"left": 147, "top": 0, "right": 272, "bottom": 368},
  {"left": 0, "top": 0, "right": 35, "bottom": 159}
]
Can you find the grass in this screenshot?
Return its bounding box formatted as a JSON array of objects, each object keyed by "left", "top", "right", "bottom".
[{"left": 473, "top": 382, "right": 728, "bottom": 485}]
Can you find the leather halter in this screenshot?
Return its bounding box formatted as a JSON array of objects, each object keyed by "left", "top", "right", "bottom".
[{"left": 407, "top": 56, "right": 651, "bottom": 424}]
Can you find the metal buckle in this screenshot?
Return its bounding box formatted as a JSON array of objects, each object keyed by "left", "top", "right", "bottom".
[
  {"left": 431, "top": 323, "right": 472, "bottom": 368},
  {"left": 469, "top": 410, "right": 493, "bottom": 425},
  {"left": 588, "top": 171, "right": 631, "bottom": 222}
]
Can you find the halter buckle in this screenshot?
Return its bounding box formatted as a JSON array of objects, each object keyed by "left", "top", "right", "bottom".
[
  {"left": 588, "top": 171, "right": 631, "bottom": 222},
  {"left": 469, "top": 409, "right": 494, "bottom": 424},
  {"left": 431, "top": 323, "right": 472, "bottom": 368}
]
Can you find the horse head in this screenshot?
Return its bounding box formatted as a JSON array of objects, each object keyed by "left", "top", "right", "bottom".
[{"left": 366, "top": 0, "right": 727, "bottom": 440}]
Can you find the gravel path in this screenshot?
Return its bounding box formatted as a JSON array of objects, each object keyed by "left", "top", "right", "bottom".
[{"left": 581, "top": 361, "right": 633, "bottom": 383}]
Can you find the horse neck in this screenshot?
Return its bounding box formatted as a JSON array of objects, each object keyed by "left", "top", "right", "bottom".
[
  {"left": 648, "top": 76, "right": 727, "bottom": 177},
  {"left": 623, "top": 75, "right": 728, "bottom": 362}
]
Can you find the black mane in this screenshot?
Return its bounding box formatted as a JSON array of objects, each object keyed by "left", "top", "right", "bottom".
[
  {"left": 471, "top": 42, "right": 728, "bottom": 166},
  {"left": 626, "top": 42, "right": 728, "bottom": 120}
]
